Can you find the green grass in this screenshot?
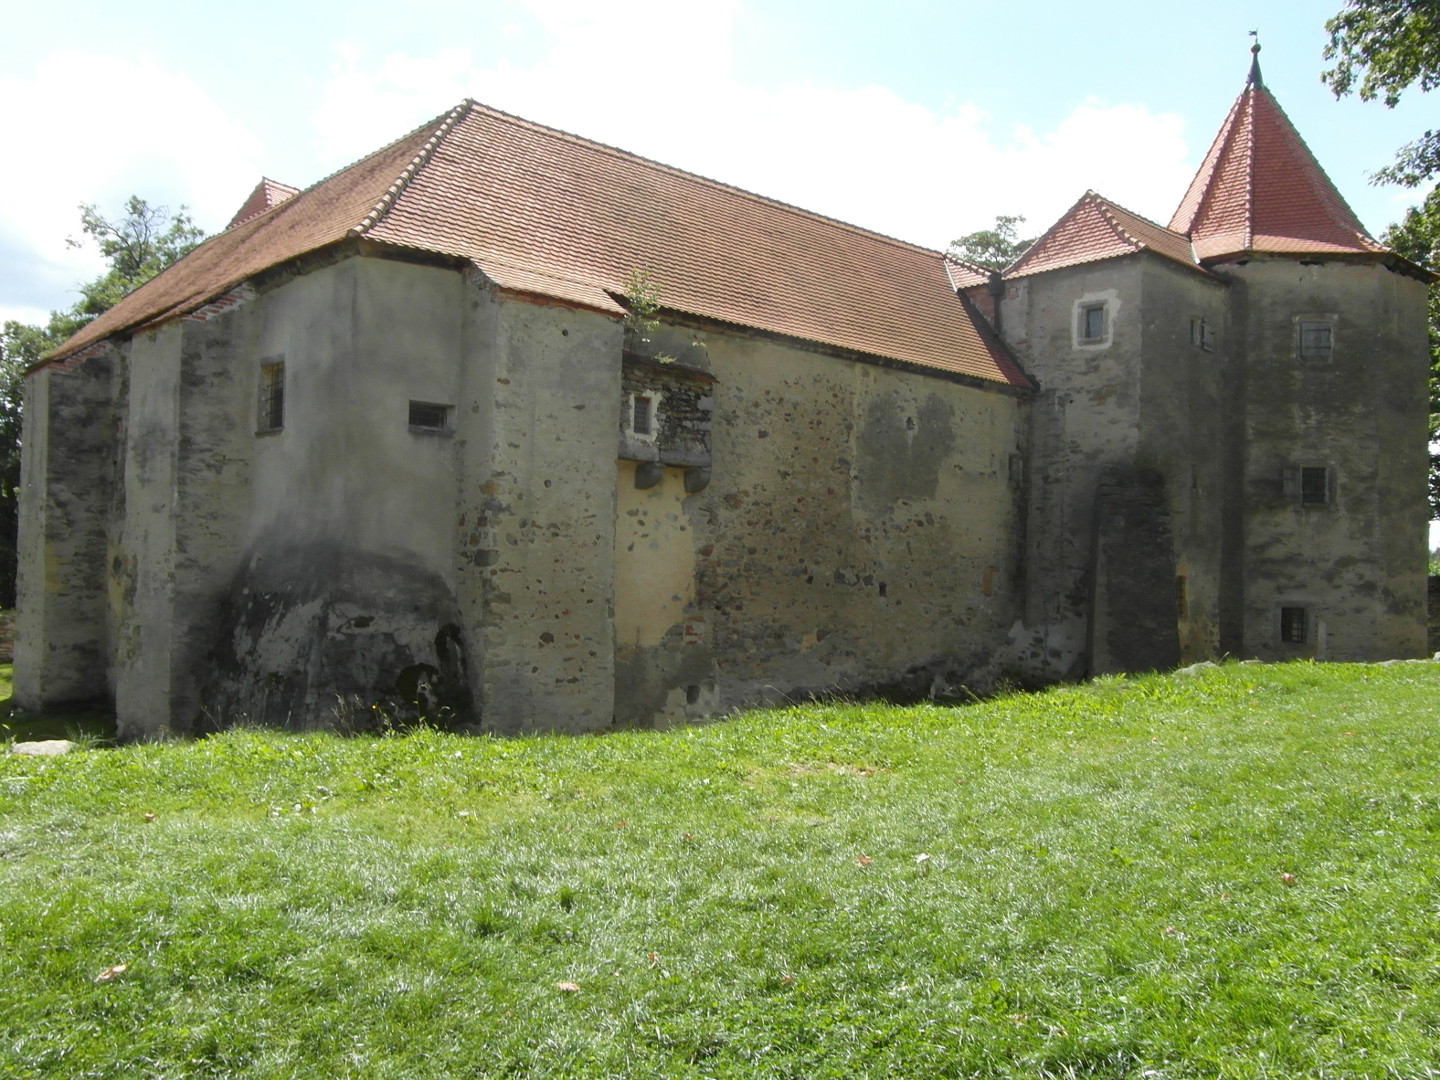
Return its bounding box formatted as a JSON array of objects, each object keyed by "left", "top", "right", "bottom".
[{"left": 3, "top": 662, "right": 1439, "bottom": 1078}]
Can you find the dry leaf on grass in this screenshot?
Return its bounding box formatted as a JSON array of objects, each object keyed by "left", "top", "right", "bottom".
[{"left": 94, "top": 964, "right": 128, "bottom": 983}]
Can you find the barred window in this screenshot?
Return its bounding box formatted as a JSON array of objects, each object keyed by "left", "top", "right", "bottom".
[
  {"left": 257, "top": 362, "right": 285, "bottom": 433},
  {"left": 1300, "top": 466, "right": 1330, "bottom": 507},
  {"left": 631, "top": 395, "right": 655, "bottom": 437},
  {"left": 1279, "top": 606, "right": 1309, "bottom": 645},
  {"left": 408, "top": 401, "right": 452, "bottom": 432},
  {"left": 1298, "top": 320, "right": 1333, "bottom": 361}
]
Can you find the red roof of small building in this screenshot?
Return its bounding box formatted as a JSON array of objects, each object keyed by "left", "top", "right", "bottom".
[
  {"left": 1006, "top": 192, "right": 1203, "bottom": 279},
  {"left": 52, "top": 101, "right": 1029, "bottom": 390},
  {"left": 1169, "top": 57, "right": 1386, "bottom": 261},
  {"left": 226, "top": 177, "right": 300, "bottom": 229}
]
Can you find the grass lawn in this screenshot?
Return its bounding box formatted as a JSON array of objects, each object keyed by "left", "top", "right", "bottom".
[{"left": 2, "top": 662, "right": 1439, "bottom": 1078}]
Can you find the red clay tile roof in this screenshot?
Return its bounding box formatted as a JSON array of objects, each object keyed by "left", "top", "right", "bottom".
[
  {"left": 1006, "top": 192, "right": 1202, "bottom": 279},
  {"left": 943, "top": 257, "right": 993, "bottom": 291},
  {"left": 1168, "top": 68, "right": 1385, "bottom": 261},
  {"left": 226, "top": 177, "right": 301, "bottom": 229},
  {"left": 53, "top": 101, "right": 1028, "bottom": 390}
]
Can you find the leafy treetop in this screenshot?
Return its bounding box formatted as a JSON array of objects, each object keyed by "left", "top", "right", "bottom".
[
  {"left": 947, "top": 215, "right": 1035, "bottom": 272},
  {"left": 1322, "top": 0, "right": 1440, "bottom": 186}
]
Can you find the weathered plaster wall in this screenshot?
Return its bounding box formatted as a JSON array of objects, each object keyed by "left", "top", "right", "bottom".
[
  {"left": 453, "top": 282, "right": 622, "bottom": 734},
  {"left": 204, "top": 256, "right": 473, "bottom": 728},
  {"left": 14, "top": 352, "right": 117, "bottom": 708},
  {"left": 609, "top": 320, "right": 1027, "bottom": 721},
  {"left": 1131, "top": 259, "right": 1230, "bottom": 665},
  {"left": 1230, "top": 258, "right": 1429, "bottom": 661},
  {"left": 998, "top": 261, "right": 1142, "bottom": 677},
  {"left": 998, "top": 255, "right": 1231, "bottom": 677}
]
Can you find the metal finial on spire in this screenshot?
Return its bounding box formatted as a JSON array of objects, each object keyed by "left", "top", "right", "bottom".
[{"left": 1248, "top": 31, "right": 1264, "bottom": 87}]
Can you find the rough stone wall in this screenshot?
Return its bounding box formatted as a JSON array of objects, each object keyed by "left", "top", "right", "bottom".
[
  {"left": 1088, "top": 465, "right": 1180, "bottom": 674},
  {"left": 611, "top": 319, "right": 1028, "bottom": 722},
  {"left": 14, "top": 350, "right": 118, "bottom": 708},
  {"left": 452, "top": 281, "right": 623, "bottom": 734},
  {"left": 619, "top": 356, "right": 714, "bottom": 472},
  {"left": 1131, "top": 259, "right": 1230, "bottom": 664},
  {"left": 997, "top": 255, "right": 1231, "bottom": 678},
  {"left": 1229, "top": 258, "right": 1429, "bottom": 660},
  {"left": 997, "top": 260, "right": 1142, "bottom": 678}
]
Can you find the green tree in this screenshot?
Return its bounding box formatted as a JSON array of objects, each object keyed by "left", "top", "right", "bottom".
[
  {"left": 1324, "top": 2, "right": 1440, "bottom": 516},
  {"left": 947, "top": 214, "right": 1034, "bottom": 271},
  {"left": 0, "top": 198, "right": 205, "bottom": 608},
  {"left": 1322, "top": 0, "right": 1440, "bottom": 187},
  {"left": 1380, "top": 188, "right": 1440, "bottom": 514},
  {"left": 68, "top": 196, "right": 205, "bottom": 322}
]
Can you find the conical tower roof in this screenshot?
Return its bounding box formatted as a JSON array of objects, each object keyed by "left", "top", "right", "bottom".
[{"left": 1169, "top": 48, "right": 1386, "bottom": 262}]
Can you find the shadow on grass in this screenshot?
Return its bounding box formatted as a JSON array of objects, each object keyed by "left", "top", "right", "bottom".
[{"left": 1, "top": 700, "right": 118, "bottom": 745}]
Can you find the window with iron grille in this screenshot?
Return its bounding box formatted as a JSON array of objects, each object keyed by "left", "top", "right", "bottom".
[
  {"left": 631, "top": 394, "right": 655, "bottom": 437},
  {"left": 257, "top": 362, "right": 285, "bottom": 433},
  {"left": 1300, "top": 466, "right": 1330, "bottom": 506},
  {"left": 1279, "top": 606, "right": 1308, "bottom": 645},
  {"left": 408, "top": 401, "right": 452, "bottom": 432},
  {"left": 1298, "top": 320, "right": 1333, "bottom": 361}
]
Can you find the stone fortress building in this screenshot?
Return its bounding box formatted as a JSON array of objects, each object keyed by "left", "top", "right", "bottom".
[{"left": 16, "top": 52, "right": 1433, "bottom": 738}]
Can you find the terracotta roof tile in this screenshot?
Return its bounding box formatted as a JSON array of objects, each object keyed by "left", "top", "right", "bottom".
[
  {"left": 1169, "top": 69, "right": 1385, "bottom": 261},
  {"left": 226, "top": 177, "right": 300, "bottom": 229},
  {"left": 54, "top": 101, "right": 1027, "bottom": 389},
  {"left": 1006, "top": 192, "right": 1201, "bottom": 279},
  {"left": 943, "top": 257, "right": 993, "bottom": 291}
]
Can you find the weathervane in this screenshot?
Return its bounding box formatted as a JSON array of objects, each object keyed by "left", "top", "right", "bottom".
[{"left": 1248, "top": 29, "right": 1264, "bottom": 87}]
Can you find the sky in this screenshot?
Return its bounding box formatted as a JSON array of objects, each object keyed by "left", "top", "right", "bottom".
[{"left": 2, "top": 0, "right": 1433, "bottom": 331}]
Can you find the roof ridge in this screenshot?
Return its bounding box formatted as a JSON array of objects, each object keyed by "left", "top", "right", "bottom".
[
  {"left": 1090, "top": 193, "right": 1143, "bottom": 251},
  {"left": 351, "top": 100, "right": 471, "bottom": 237},
  {"left": 462, "top": 99, "right": 951, "bottom": 258},
  {"left": 942, "top": 253, "right": 994, "bottom": 275},
  {"left": 1089, "top": 192, "right": 1183, "bottom": 239},
  {"left": 1242, "top": 88, "right": 1255, "bottom": 252}
]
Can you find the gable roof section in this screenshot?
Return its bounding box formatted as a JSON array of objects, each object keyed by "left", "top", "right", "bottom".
[
  {"left": 226, "top": 177, "right": 301, "bottom": 229},
  {"left": 943, "top": 257, "right": 994, "bottom": 291},
  {"left": 1005, "top": 192, "right": 1202, "bottom": 279},
  {"left": 1168, "top": 64, "right": 1386, "bottom": 262},
  {"left": 58, "top": 114, "right": 453, "bottom": 360},
  {"left": 54, "top": 101, "right": 1028, "bottom": 389}
]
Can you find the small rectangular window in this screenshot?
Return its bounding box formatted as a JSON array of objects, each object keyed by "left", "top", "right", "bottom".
[
  {"left": 1190, "top": 317, "right": 1214, "bottom": 351},
  {"left": 1080, "top": 304, "right": 1107, "bottom": 343},
  {"left": 631, "top": 395, "right": 655, "bottom": 436},
  {"left": 257, "top": 362, "right": 285, "bottom": 433},
  {"left": 1300, "top": 466, "right": 1330, "bottom": 507},
  {"left": 408, "top": 401, "right": 452, "bottom": 431},
  {"left": 1298, "top": 320, "right": 1333, "bottom": 361},
  {"left": 1279, "top": 606, "right": 1309, "bottom": 645}
]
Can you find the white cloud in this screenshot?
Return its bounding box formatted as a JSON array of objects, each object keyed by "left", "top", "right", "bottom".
[
  {"left": 0, "top": 51, "right": 264, "bottom": 320},
  {"left": 307, "top": 9, "right": 1195, "bottom": 255}
]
